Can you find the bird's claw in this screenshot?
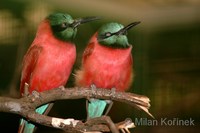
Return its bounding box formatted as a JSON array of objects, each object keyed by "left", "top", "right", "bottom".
[
  {"left": 111, "top": 87, "right": 116, "bottom": 96},
  {"left": 59, "top": 85, "right": 65, "bottom": 91},
  {"left": 22, "top": 82, "right": 29, "bottom": 97},
  {"left": 32, "top": 90, "right": 40, "bottom": 98},
  {"left": 90, "top": 84, "right": 97, "bottom": 90},
  {"left": 90, "top": 84, "right": 97, "bottom": 96}
]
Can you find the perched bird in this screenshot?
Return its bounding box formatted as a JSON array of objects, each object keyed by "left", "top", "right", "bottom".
[
  {"left": 75, "top": 22, "right": 140, "bottom": 119},
  {"left": 18, "top": 13, "right": 99, "bottom": 133}
]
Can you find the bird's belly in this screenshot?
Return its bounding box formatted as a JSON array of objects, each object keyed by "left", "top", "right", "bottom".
[
  {"left": 83, "top": 63, "right": 132, "bottom": 91},
  {"left": 29, "top": 49, "right": 75, "bottom": 92},
  {"left": 95, "top": 69, "right": 130, "bottom": 91}
]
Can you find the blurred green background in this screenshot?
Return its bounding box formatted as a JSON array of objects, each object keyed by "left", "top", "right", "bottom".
[{"left": 0, "top": 0, "right": 199, "bottom": 132}]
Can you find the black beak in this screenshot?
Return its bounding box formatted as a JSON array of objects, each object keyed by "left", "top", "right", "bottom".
[
  {"left": 71, "top": 16, "right": 101, "bottom": 28},
  {"left": 115, "top": 21, "right": 141, "bottom": 35}
]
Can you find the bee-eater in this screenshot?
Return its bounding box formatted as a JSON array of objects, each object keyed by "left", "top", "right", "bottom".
[
  {"left": 18, "top": 13, "right": 99, "bottom": 133},
  {"left": 75, "top": 22, "right": 140, "bottom": 119}
]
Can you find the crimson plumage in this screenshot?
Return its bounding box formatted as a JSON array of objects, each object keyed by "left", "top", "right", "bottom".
[
  {"left": 75, "top": 22, "right": 140, "bottom": 118},
  {"left": 18, "top": 13, "right": 100, "bottom": 133},
  {"left": 76, "top": 33, "right": 133, "bottom": 91},
  {"left": 20, "top": 19, "right": 76, "bottom": 94}
]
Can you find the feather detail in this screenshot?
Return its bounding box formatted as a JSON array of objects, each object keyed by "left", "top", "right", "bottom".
[
  {"left": 18, "top": 104, "right": 52, "bottom": 133},
  {"left": 88, "top": 99, "right": 107, "bottom": 118}
]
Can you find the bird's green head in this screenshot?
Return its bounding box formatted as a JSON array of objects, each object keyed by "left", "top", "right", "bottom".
[
  {"left": 47, "top": 13, "right": 100, "bottom": 41},
  {"left": 97, "top": 22, "right": 140, "bottom": 48}
]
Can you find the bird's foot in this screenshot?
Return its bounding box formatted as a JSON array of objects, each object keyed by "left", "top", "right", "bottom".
[
  {"left": 59, "top": 85, "right": 65, "bottom": 91},
  {"left": 22, "top": 82, "right": 29, "bottom": 97},
  {"left": 30, "top": 90, "right": 40, "bottom": 102},
  {"left": 111, "top": 87, "right": 116, "bottom": 96},
  {"left": 90, "top": 84, "right": 97, "bottom": 97},
  {"left": 32, "top": 90, "right": 40, "bottom": 99}
]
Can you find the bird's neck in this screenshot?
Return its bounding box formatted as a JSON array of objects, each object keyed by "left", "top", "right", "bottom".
[
  {"left": 92, "top": 33, "right": 132, "bottom": 54},
  {"left": 86, "top": 33, "right": 132, "bottom": 65},
  {"left": 35, "top": 20, "right": 53, "bottom": 40},
  {"left": 33, "top": 20, "right": 75, "bottom": 47}
]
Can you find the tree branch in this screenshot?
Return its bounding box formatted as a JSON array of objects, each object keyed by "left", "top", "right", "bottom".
[{"left": 0, "top": 87, "right": 152, "bottom": 132}]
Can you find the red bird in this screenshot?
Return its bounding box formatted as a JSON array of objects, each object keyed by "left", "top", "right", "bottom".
[
  {"left": 75, "top": 22, "right": 140, "bottom": 119},
  {"left": 18, "top": 13, "right": 99, "bottom": 133}
]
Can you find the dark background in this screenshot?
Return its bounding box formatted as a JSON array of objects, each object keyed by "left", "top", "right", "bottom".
[{"left": 0, "top": 0, "right": 199, "bottom": 132}]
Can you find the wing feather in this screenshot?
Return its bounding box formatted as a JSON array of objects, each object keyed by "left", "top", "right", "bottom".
[
  {"left": 82, "top": 42, "right": 95, "bottom": 63},
  {"left": 20, "top": 45, "right": 43, "bottom": 95}
]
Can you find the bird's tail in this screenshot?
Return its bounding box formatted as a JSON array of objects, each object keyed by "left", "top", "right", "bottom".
[
  {"left": 87, "top": 99, "right": 107, "bottom": 119},
  {"left": 18, "top": 103, "right": 53, "bottom": 133},
  {"left": 18, "top": 119, "right": 35, "bottom": 133}
]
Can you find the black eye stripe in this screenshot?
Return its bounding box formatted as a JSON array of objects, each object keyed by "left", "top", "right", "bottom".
[{"left": 52, "top": 22, "right": 68, "bottom": 32}]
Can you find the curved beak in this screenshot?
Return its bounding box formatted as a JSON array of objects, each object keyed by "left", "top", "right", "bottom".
[
  {"left": 71, "top": 16, "right": 101, "bottom": 28},
  {"left": 115, "top": 21, "right": 141, "bottom": 35}
]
